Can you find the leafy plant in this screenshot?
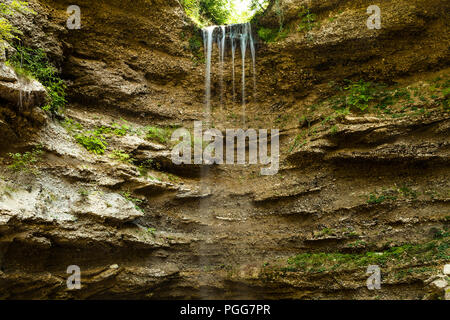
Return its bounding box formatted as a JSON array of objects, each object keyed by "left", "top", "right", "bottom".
[
  {"left": 286, "top": 236, "right": 449, "bottom": 273},
  {"left": 109, "top": 150, "right": 134, "bottom": 163},
  {"left": 145, "top": 126, "right": 173, "bottom": 144},
  {"left": 147, "top": 227, "right": 156, "bottom": 236},
  {"left": 344, "top": 80, "right": 376, "bottom": 111},
  {"left": 7, "top": 145, "right": 42, "bottom": 173},
  {"left": 298, "top": 6, "right": 318, "bottom": 32},
  {"left": 181, "top": 0, "right": 231, "bottom": 25},
  {"left": 75, "top": 131, "right": 108, "bottom": 155},
  {"left": 62, "top": 118, "right": 83, "bottom": 133},
  {"left": 257, "top": 26, "right": 288, "bottom": 43},
  {"left": 8, "top": 45, "right": 66, "bottom": 114},
  {"left": 122, "top": 191, "right": 144, "bottom": 212},
  {"left": 112, "top": 122, "right": 130, "bottom": 136},
  {"left": 0, "top": 0, "right": 34, "bottom": 42},
  {"left": 78, "top": 188, "right": 90, "bottom": 198},
  {"left": 181, "top": 0, "right": 269, "bottom": 26}
]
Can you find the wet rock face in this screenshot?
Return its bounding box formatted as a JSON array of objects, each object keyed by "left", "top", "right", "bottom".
[
  {"left": 0, "top": 63, "right": 48, "bottom": 109},
  {"left": 0, "top": 0, "right": 448, "bottom": 299},
  {"left": 0, "top": 58, "right": 48, "bottom": 147}
]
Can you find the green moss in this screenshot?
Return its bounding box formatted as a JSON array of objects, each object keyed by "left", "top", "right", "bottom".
[
  {"left": 367, "top": 193, "right": 397, "bottom": 204},
  {"left": 257, "top": 27, "right": 288, "bottom": 43},
  {"left": 188, "top": 33, "right": 204, "bottom": 64},
  {"left": 145, "top": 126, "right": 174, "bottom": 145},
  {"left": 285, "top": 236, "right": 450, "bottom": 273}
]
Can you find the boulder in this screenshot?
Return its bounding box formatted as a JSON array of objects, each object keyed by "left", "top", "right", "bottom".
[{"left": 0, "top": 63, "right": 48, "bottom": 110}]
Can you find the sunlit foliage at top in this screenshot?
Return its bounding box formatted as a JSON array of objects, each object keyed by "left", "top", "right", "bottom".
[{"left": 181, "top": 0, "right": 269, "bottom": 27}]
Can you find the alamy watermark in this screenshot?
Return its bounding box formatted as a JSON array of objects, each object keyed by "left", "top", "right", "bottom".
[
  {"left": 66, "top": 265, "right": 81, "bottom": 290},
  {"left": 67, "top": 5, "right": 81, "bottom": 30},
  {"left": 367, "top": 5, "right": 381, "bottom": 30},
  {"left": 171, "top": 121, "right": 279, "bottom": 175},
  {"left": 366, "top": 265, "right": 381, "bottom": 290}
]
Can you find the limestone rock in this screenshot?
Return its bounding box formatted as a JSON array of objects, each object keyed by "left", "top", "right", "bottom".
[
  {"left": 444, "top": 264, "right": 450, "bottom": 275},
  {"left": 0, "top": 64, "right": 17, "bottom": 82},
  {"left": 0, "top": 63, "right": 48, "bottom": 109}
]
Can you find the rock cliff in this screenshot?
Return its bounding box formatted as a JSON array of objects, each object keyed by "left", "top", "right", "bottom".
[{"left": 0, "top": 0, "right": 448, "bottom": 299}]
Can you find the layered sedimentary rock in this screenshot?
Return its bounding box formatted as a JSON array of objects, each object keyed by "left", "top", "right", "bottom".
[{"left": 0, "top": 0, "right": 448, "bottom": 299}]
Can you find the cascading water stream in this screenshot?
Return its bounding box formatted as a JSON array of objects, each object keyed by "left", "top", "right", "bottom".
[
  {"left": 199, "top": 21, "right": 257, "bottom": 299},
  {"left": 202, "top": 26, "right": 216, "bottom": 125},
  {"left": 201, "top": 22, "right": 256, "bottom": 125},
  {"left": 218, "top": 26, "right": 226, "bottom": 109},
  {"left": 231, "top": 33, "right": 236, "bottom": 102},
  {"left": 248, "top": 23, "right": 257, "bottom": 102},
  {"left": 240, "top": 23, "right": 248, "bottom": 124}
]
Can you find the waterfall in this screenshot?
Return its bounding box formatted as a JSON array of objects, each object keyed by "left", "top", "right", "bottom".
[
  {"left": 231, "top": 32, "right": 236, "bottom": 102},
  {"left": 249, "top": 23, "right": 257, "bottom": 102},
  {"left": 201, "top": 22, "right": 256, "bottom": 124},
  {"left": 218, "top": 25, "right": 226, "bottom": 109},
  {"left": 240, "top": 23, "right": 248, "bottom": 124},
  {"left": 202, "top": 26, "right": 216, "bottom": 124}
]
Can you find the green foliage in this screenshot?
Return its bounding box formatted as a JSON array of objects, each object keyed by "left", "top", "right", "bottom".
[
  {"left": 181, "top": 0, "right": 269, "bottom": 26},
  {"left": 199, "top": 0, "right": 231, "bottom": 25},
  {"left": 62, "top": 118, "right": 83, "bottom": 133},
  {"left": 137, "top": 159, "right": 154, "bottom": 176},
  {"left": 167, "top": 173, "right": 180, "bottom": 183},
  {"left": 398, "top": 185, "right": 417, "bottom": 199},
  {"left": 298, "top": 6, "right": 318, "bottom": 32},
  {"left": 122, "top": 191, "right": 144, "bottom": 212},
  {"left": 94, "top": 122, "right": 130, "bottom": 137},
  {"left": 112, "top": 122, "right": 130, "bottom": 136},
  {"left": 344, "top": 80, "right": 376, "bottom": 111},
  {"left": 8, "top": 46, "right": 66, "bottom": 114},
  {"left": 325, "top": 75, "right": 450, "bottom": 116},
  {"left": 189, "top": 34, "right": 202, "bottom": 53},
  {"left": 145, "top": 126, "right": 173, "bottom": 144},
  {"left": 78, "top": 188, "right": 90, "bottom": 198},
  {"left": 75, "top": 131, "right": 108, "bottom": 155},
  {"left": 313, "top": 228, "right": 335, "bottom": 238},
  {"left": 432, "top": 227, "right": 450, "bottom": 240},
  {"left": 109, "top": 150, "right": 134, "bottom": 163},
  {"left": 367, "top": 193, "right": 392, "bottom": 204},
  {"left": 0, "top": 1, "right": 34, "bottom": 42},
  {"left": 7, "top": 145, "right": 42, "bottom": 173},
  {"left": 257, "top": 27, "right": 288, "bottom": 43},
  {"left": 188, "top": 33, "right": 204, "bottom": 64},
  {"left": 181, "top": 0, "right": 231, "bottom": 25},
  {"left": 286, "top": 236, "right": 450, "bottom": 273}
]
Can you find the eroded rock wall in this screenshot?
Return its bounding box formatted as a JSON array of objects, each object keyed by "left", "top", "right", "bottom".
[{"left": 0, "top": 0, "right": 448, "bottom": 299}]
